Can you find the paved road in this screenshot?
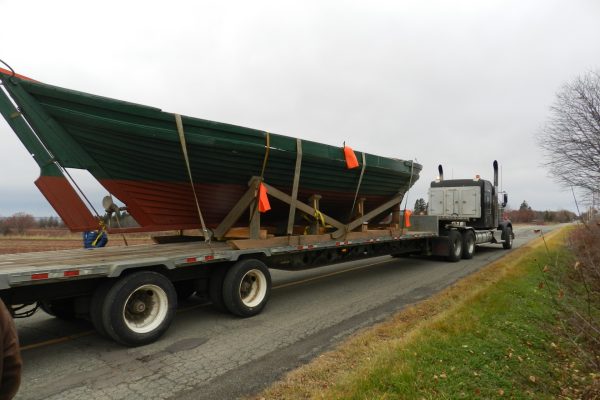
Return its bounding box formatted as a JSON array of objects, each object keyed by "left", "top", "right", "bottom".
[{"left": 14, "top": 225, "right": 559, "bottom": 400}]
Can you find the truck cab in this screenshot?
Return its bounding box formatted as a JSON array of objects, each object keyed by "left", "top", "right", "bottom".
[{"left": 425, "top": 160, "right": 513, "bottom": 261}]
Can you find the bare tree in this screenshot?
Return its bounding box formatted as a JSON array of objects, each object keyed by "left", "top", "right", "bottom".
[
  {"left": 538, "top": 70, "right": 600, "bottom": 192},
  {"left": 1, "top": 212, "right": 36, "bottom": 235}
]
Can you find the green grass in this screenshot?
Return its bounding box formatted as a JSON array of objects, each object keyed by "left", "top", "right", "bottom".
[
  {"left": 327, "top": 234, "right": 574, "bottom": 399},
  {"left": 252, "top": 228, "right": 594, "bottom": 400}
]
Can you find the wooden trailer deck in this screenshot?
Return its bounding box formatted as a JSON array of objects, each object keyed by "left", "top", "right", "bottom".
[{"left": 0, "top": 222, "right": 438, "bottom": 290}]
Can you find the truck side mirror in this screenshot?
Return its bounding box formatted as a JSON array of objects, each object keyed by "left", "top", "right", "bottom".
[{"left": 502, "top": 193, "right": 508, "bottom": 208}]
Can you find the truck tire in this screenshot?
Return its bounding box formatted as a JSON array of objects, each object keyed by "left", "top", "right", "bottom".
[
  {"left": 209, "top": 264, "right": 229, "bottom": 312},
  {"left": 446, "top": 231, "right": 463, "bottom": 262},
  {"left": 101, "top": 271, "right": 177, "bottom": 346},
  {"left": 222, "top": 259, "right": 271, "bottom": 317},
  {"left": 461, "top": 231, "right": 475, "bottom": 259},
  {"left": 40, "top": 298, "right": 77, "bottom": 320},
  {"left": 502, "top": 226, "right": 513, "bottom": 249}
]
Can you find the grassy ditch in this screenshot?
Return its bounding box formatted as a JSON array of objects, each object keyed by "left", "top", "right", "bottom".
[{"left": 252, "top": 226, "right": 597, "bottom": 399}]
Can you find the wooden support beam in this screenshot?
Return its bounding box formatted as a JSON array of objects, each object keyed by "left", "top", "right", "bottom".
[
  {"left": 332, "top": 193, "right": 404, "bottom": 238},
  {"left": 391, "top": 203, "right": 401, "bottom": 228},
  {"left": 356, "top": 197, "right": 367, "bottom": 232},
  {"left": 249, "top": 198, "right": 261, "bottom": 239},
  {"left": 287, "top": 139, "right": 302, "bottom": 235},
  {"left": 308, "top": 194, "right": 322, "bottom": 234},
  {"left": 260, "top": 182, "right": 345, "bottom": 231},
  {"left": 213, "top": 179, "right": 260, "bottom": 239}
]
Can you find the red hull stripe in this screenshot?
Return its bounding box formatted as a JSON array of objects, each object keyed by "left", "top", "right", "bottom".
[
  {"left": 33, "top": 175, "right": 393, "bottom": 233},
  {"left": 35, "top": 176, "right": 98, "bottom": 231},
  {"left": 0, "top": 67, "right": 36, "bottom": 82}
]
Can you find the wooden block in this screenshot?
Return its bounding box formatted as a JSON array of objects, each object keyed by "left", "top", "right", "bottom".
[{"left": 224, "top": 227, "right": 268, "bottom": 240}]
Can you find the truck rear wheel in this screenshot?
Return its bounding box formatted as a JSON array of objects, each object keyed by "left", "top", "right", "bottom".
[
  {"left": 222, "top": 259, "right": 271, "bottom": 317},
  {"left": 100, "top": 271, "right": 177, "bottom": 346},
  {"left": 461, "top": 231, "right": 475, "bottom": 259},
  {"left": 446, "top": 231, "right": 463, "bottom": 262}
]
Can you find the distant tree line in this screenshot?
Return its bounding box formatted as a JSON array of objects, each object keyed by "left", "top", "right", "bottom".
[
  {"left": 37, "top": 216, "right": 64, "bottom": 228},
  {"left": 411, "top": 198, "right": 578, "bottom": 224},
  {"left": 0, "top": 210, "right": 139, "bottom": 235},
  {"left": 504, "top": 200, "right": 577, "bottom": 223},
  {"left": 0, "top": 212, "right": 65, "bottom": 235}
]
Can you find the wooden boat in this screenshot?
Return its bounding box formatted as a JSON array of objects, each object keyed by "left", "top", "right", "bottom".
[{"left": 0, "top": 66, "right": 421, "bottom": 236}]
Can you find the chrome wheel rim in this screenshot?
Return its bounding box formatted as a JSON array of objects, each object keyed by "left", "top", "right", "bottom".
[
  {"left": 123, "top": 284, "right": 168, "bottom": 334},
  {"left": 238, "top": 269, "right": 267, "bottom": 308}
]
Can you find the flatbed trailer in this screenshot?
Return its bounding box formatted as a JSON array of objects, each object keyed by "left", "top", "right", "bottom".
[
  {"left": 0, "top": 160, "right": 515, "bottom": 348},
  {"left": 0, "top": 217, "right": 443, "bottom": 346},
  {"left": 0, "top": 64, "right": 514, "bottom": 347}
]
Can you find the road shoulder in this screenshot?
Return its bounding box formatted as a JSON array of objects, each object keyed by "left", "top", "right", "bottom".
[{"left": 248, "top": 227, "right": 570, "bottom": 399}]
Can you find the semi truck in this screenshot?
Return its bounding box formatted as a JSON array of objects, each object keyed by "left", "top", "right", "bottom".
[{"left": 0, "top": 161, "right": 513, "bottom": 346}]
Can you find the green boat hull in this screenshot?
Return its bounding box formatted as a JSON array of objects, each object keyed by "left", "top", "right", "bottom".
[{"left": 0, "top": 68, "right": 421, "bottom": 233}]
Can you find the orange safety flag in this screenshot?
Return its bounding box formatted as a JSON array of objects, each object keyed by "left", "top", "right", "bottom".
[
  {"left": 343, "top": 145, "right": 359, "bottom": 169},
  {"left": 404, "top": 209, "right": 412, "bottom": 228},
  {"left": 258, "top": 182, "right": 271, "bottom": 213}
]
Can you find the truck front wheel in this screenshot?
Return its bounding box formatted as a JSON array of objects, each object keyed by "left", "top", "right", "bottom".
[
  {"left": 100, "top": 271, "right": 177, "bottom": 346},
  {"left": 223, "top": 259, "right": 271, "bottom": 317}
]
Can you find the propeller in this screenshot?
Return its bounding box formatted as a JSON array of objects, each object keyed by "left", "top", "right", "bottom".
[
  {"left": 101, "top": 195, "right": 129, "bottom": 246},
  {"left": 102, "top": 195, "right": 128, "bottom": 226}
]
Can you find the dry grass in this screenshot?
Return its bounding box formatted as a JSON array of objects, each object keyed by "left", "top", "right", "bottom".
[
  {"left": 0, "top": 228, "right": 153, "bottom": 254},
  {"left": 248, "top": 228, "right": 568, "bottom": 400}
]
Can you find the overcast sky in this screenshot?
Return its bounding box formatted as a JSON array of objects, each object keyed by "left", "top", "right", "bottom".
[{"left": 1, "top": 0, "right": 599, "bottom": 217}]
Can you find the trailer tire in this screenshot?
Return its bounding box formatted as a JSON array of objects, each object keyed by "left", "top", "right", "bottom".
[
  {"left": 447, "top": 231, "right": 463, "bottom": 262},
  {"left": 222, "top": 259, "right": 271, "bottom": 317},
  {"left": 461, "top": 230, "right": 476, "bottom": 259},
  {"left": 102, "top": 271, "right": 177, "bottom": 346},
  {"left": 40, "top": 298, "right": 77, "bottom": 320},
  {"left": 502, "top": 226, "right": 513, "bottom": 249},
  {"left": 209, "top": 264, "right": 229, "bottom": 312}
]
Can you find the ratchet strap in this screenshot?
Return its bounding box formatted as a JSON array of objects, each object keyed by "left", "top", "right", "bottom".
[
  {"left": 349, "top": 151, "right": 367, "bottom": 220},
  {"left": 174, "top": 113, "right": 211, "bottom": 242},
  {"left": 91, "top": 220, "right": 107, "bottom": 247}
]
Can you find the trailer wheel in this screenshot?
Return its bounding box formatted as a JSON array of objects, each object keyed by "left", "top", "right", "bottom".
[
  {"left": 502, "top": 226, "right": 513, "bottom": 249},
  {"left": 461, "top": 231, "right": 476, "bottom": 259},
  {"left": 447, "top": 231, "right": 463, "bottom": 262},
  {"left": 40, "top": 299, "right": 77, "bottom": 320},
  {"left": 102, "top": 271, "right": 177, "bottom": 346},
  {"left": 209, "top": 264, "right": 229, "bottom": 312},
  {"left": 222, "top": 259, "right": 271, "bottom": 317}
]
